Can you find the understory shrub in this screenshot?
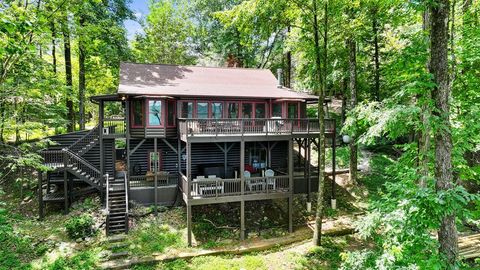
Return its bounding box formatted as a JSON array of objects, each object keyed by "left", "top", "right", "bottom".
[
  {"left": 65, "top": 214, "right": 95, "bottom": 240},
  {"left": 47, "top": 249, "right": 99, "bottom": 270},
  {"left": 0, "top": 190, "right": 45, "bottom": 269}
]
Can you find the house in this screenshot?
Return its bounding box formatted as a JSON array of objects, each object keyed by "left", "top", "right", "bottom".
[{"left": 39, "top": 63, "right": 337, "bottom": 245}]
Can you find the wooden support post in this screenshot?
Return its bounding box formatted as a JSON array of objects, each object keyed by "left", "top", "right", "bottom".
[
  {"left": 154, "top": 138, "right": 158, "bottom": 215},
  {"left": 177, "top": 138, "right": 182, "bottom": 176},
  {"left": 240, "top": 140, "right": 245, "bottom": 196},
  {"left": 224, "top": 142, "right": 228, "bottom": 177},
  {"left": 99, "top": 101, "right": 104, "bottom": 176},
  {"left": 306, "top": 138, "right": 312, "bottom": 211},
  {"left": 288, "top": 196, "right": 293, "bottom": 233},
  {"left": 186, "top": 141, "right": 191, "bottom": 199},
  {"left": 63, "top": 151, "right": 68, "bottom": 214},
  {"left": 38, "top": 170, "right": 44, "bottom": 220},
  {"left": 288, "top": 139, "right": 294, "bottom": 232},
  {"left": 125, "top": 100, "right": 131, "bottom": 196},
  {"left": 187, "top": 203, "right": 192, "bottom": 246},
  {"left": 288, "top": 139, "right": 294, "bottom": 192},
  {"left": 241, "top": 200, "right": 245, "bottom": 240}
]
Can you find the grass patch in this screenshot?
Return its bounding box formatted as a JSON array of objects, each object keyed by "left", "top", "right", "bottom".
[
  {"left": 128, "top": 217, "right": 183, "bottom": 255},
  {"left": 294, "top": 237, "right": 344, "bottom": 270}
]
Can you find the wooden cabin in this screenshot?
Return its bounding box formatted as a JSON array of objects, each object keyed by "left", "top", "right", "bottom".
[{"left": 39, "top": 63, "right": 337, "bottom": 244}]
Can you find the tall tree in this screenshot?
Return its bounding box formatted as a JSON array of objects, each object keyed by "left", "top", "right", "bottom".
[
  {"left": 78, "top": 15, "right": 86, "bottom": 130},
  {"left": 313, "top": 0, "right": 327, "bottom": 246},
  {"left": 62, "top": 14, "right": 74, "bottom": 132},
  {"left": 132, "top": 0, "right": 196, "bottom": 65},
  {"left": 429, "top": 0, "right": 458, "bottom": 265},
  {"left": 371, "top": 5, "right": 380, "bottom": 101},
  {"left": 348, "top": 9, "right": 358, "bottom": 185}
]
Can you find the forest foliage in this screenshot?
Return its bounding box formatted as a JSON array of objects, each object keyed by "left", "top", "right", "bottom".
[{"left": 0, "top": 0, "right": 479, "bottom": 269}]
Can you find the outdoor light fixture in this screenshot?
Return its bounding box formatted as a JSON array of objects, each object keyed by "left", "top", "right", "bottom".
[{"left": 342, "top": 135, "right": 351, "bottom": 144}]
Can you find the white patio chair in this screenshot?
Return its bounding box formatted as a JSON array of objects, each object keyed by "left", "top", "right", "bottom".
[{"left": 265, "top": 169, "right": 276, "bottom": 191}]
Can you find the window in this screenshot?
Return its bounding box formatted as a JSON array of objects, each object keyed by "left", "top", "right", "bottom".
[
  {"left": 149, "top": 151, "right": 161, "bottom": 172},
  {"left": 197, "top": 102, "right": 208, "bottom": 118},
  {"left": 132, "top": 100, "right": 144, "bottom": 127},
  {"left": 272, "top": 103, "right": 283, "bottom": 118},
  {"left": 167, "top": 100, "right": 175, "bottom": 126},
  {"left": 227, "top": 102, "right": 239, "bottom": 118},
  {"left": 288, "top": 102, "right": 299, "bottom": 119},
  {"left": 242, "top": 103, "right": 253, "bottom": 118},
  {"left": 148, "top": 100, "right": 162, "bottom": 126},
  {"left": 255, "top": 103, "right": 266, "bottom": 119},
  {"left": 181, "top": 101, "right": 193, "bottom": 118},
  {"left": 211, "top": 102, "right": 223, "bottom": 119}
]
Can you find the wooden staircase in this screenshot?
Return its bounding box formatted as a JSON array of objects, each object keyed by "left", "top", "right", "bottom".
[{"left": 106, "top": 173, "right": 129, "bottom": 235}]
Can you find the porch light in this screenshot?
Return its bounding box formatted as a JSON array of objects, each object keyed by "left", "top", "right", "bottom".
[{"left": 342, "top": 135, "right": 351, "bottom": 144}]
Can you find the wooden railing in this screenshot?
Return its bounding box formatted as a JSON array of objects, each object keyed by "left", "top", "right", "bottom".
[
  {"left": 184, "top": 175, "right": 291, "bottom": 199},
  {"left": 41, "top": 149, "right": 103, "bottom": 188},
  {"left": 178, "top": 118, "right": 335, "bottom": 138},
  {"left": 102, "top": 117, "right": 126, "bottom": 136},
  {"left": 68, "top": 125, "right": 99, "bottom": 155},
  {"left": 129, "top": 174, "right": 178, "bottom": 188}
]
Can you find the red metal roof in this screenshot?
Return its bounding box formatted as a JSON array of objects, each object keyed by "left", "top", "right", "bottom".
[{"left": 117, "top": 63, "right": 318, "bottom": 100}]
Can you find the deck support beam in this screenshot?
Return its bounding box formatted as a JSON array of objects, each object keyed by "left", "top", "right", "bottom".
[
  {"left": 241, "top": 200, "right": 245, "bottom": 240},
  {"left": 154, "top": 137, "right": 158, "bottom": 215},
  {"left": 240, "top": 140, "right": 245, "bottom": 240},
  {"left": 38, "top": 170, "right": 44, "bottom": 220},
  {"left": 187, "top": 203, "right": 192, "bottom": 246},
  {"left": 63, "top": 151, "right": 68, "bottom": 214},
  {"left": 288, "top": 138, "right": 294, "bottom": 233},
  {"left": 125, "top": 100, "right": 131, "bottom": 200}
]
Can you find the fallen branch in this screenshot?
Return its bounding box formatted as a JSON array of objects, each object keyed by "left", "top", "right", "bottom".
[{"left": 203, "top": 218, "right": 239, "bottom": 230}]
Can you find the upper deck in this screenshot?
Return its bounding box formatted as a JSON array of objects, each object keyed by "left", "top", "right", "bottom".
[{"left": 178, "top": 118, "right": 335, "bottom": 142}]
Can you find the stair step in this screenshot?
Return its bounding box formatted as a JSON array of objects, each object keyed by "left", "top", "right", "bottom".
[
  {"left": 107, "top": 234, "right": 127, "bottom": 243},
  {"left": 109, "top": 223, "right": 126, "bottom": 228},
  {"left": 110, "top": 209, "right": 126, "bottom": 213},
  {"left": 109, "top": 216, "right": 126, "bottom": 222},
  {"left": 110, "top": 243, "right": 129, "bottom": 250},
  {"left": 109, "top": 251, "right": 129, "bottom": 260}
]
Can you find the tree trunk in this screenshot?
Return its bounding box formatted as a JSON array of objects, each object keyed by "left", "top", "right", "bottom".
[
  {"left": 78, "top": 17, "right": 86, "bottom": 130},
  {"left": 51, "top": 20, "right": 56, "bottom": 74},
  {"left": 430, "top": 0, "right": 458, "bottom": 265},
  {"left": 63, "top": 19, "right": 74, "bottom": 132},
  {"left": 348, "top": 37, "right": 358, "bottom": 185},
  {"left": 312, "top": 0, "right": 327, "bottom": 247},
  {"left": 372, "top": 7, "right": 380, "bottom": 101}
]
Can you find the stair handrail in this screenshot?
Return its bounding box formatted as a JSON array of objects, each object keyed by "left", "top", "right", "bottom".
[
  {"left": 63, "top": 148, "right": 102, "bottom": 183},
  {"left": 64, "top": 149, "right": 101, "bottom": 174},
  {"left": 105, "top": 173, "right": 110, "bottom": 214},
  {"left": 68, "top": 125, "right": 100, "bottom": 155}
]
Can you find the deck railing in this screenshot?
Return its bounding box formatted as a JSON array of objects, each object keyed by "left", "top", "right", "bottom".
[
  {"left": 178, "top": 118, "right": 334, "bottom": 138},
  {"left": 102, "top": 117, "right": 126, "bottom": 136},
  {"left": 68, "top": 125, "right": 99, "bottom": 155},
  {"left": 40, "top": 149, "right": 103, "bottom": 187},
  {"left": 129, "top": 174, "right": 178, "bottom": 188},
  {"left": 182, "top": 174, "right": 291, "bottom": 199}
]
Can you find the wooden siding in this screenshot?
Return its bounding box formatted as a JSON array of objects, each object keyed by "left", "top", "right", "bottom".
[
  {"left": 145, "top": 128, "right": 165, "bottom": 138},
  {"left": 130, "top": 128, "right": 145, "bottom": 138},
  {"left": 129, "top": 138, "right": 179, "bottom": 176}
]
